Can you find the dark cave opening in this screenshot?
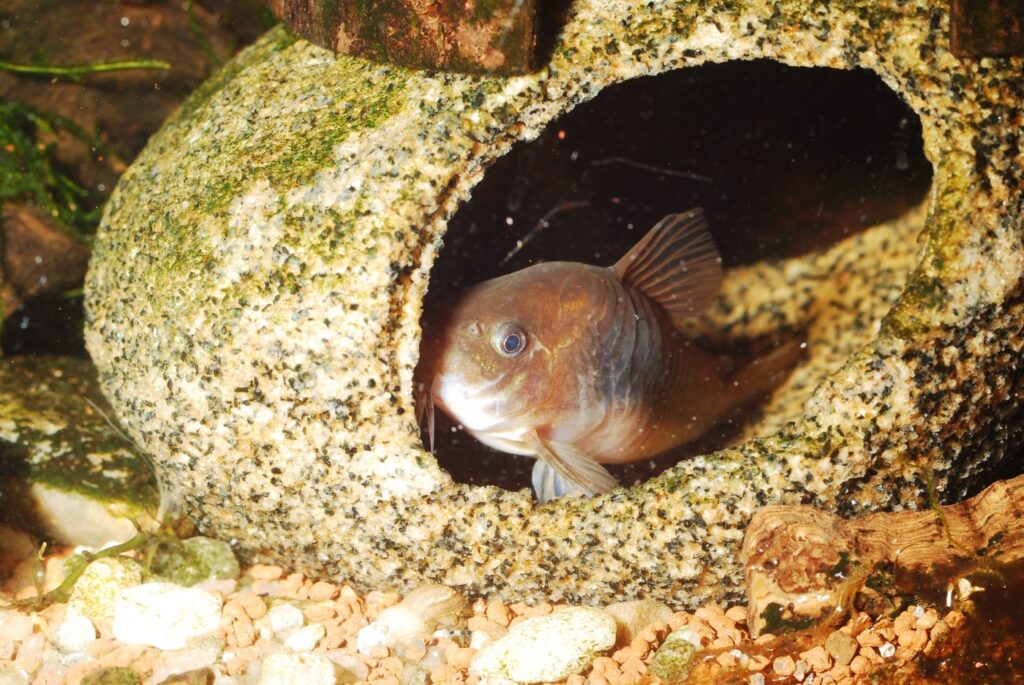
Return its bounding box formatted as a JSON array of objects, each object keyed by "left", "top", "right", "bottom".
[{"left": 417, "top": 60, "right": 933, "bottom": 494}]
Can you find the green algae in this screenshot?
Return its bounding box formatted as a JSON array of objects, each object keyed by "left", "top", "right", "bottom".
[
  {"left": 149, "top": 27, "right": 409, "bottom": 220},
  {"left": 0, "top": 357, "right": 157, "bottom": 514}
]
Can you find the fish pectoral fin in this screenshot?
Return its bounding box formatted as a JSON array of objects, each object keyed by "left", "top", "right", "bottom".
[
  {"left": 414, "top": 382, "right": 436, "bottom": 453},
  {"left": 532, "top": 460, "right": 593, "bottom": 503},
  {"left": 608, "top": 208, "right": 722, "bottom": 325},
  {"left": 523, "top": 432, "right": 619, "bottom": 501}
]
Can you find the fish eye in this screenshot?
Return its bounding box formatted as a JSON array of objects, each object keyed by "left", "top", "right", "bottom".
[{"left": 494, "top": 323, "right": 527, "bottom": 357}]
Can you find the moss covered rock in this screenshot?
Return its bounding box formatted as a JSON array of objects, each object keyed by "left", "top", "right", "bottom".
[
  {"left": 86, "top": 0, "right": 1024, "bottom": 605},
  {"left": 150, "top": 536, "right": 240, "bottom": 586},
  {"left": 0, "top": 357, "right": 159, "bottom": 546}
]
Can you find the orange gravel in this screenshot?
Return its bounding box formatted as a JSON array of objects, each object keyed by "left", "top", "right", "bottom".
[{"left": 0, "top": 550, "right": 964, "bottom": 685}]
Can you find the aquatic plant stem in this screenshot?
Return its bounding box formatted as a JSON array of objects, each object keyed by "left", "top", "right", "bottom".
[
  {"left": 0, "top": 529, "right": 154, "bottom": 612},
  {"left": 0, "top": 59, "right": 171, "bottom": 79}
]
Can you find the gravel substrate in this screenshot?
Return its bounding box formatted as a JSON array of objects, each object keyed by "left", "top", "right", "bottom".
[{"left": 0, "top": 545, "right": 966, "bottom": 685}]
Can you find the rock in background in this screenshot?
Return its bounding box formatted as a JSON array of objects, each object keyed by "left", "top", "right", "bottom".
[{"left": 0, "top": 356, "right": 159, "bottom": 547}]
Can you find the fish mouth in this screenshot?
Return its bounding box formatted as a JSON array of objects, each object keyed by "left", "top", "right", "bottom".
[{"left": 430, "top": 372, "right": 526, "bottom": 435}]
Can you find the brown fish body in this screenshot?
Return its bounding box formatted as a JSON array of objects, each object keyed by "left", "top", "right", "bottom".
[{"left": 427, "top": 209, "right": 794, "bottom": 500}]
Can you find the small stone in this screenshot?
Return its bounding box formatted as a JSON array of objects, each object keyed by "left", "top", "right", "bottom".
[
  {"left": 925, "top": 620, "right": 949, "bottom": 654},
  {"left": 849, "top": 655, "right": 870, "bottom": 674},
  {"left": 469, "top": 607, "right": 617, "bottom": 683},
  {"left": 944, "top": 611, "right": 966, "bottom": 629},
  {"left": 309, "top": 581, "right": 339, "bottom": 601},
  {"left": 914, "top": 608, "right": 939, "bottom": 631},
  {"left": 51, "top": 606, "right": 97, "bottom": 654},
  {"left": 236, "top": 592, "right": 268, "bottom": 620},
  {"left": 893, "top": 611, "right": 915, "bottom": 634},
  {"left": 860, "top": 645, "right": 882, "bottom": 664},
  {"left": 0, "top": 668, "right": 28, "bottom": 685},
  {"left": 68, "top": 557, "right": 143, "bottom": 623},
  {"left": 327, "top": 651, "right": 369, "bottom": 681},
  {"left": 799, "top": 645, "right": 832, "bottom": 672},
  {"left": 0, "top": 612, "right": 33, "bottom": 641},
  {"left": 154, "top": 669, "right": 215, "bottom": 685},
  {"left": 467, "top": 615, "right": 506, "bottom": 641},
  {"left": 485, "top": 600, "right": 512, "bottom": 627},
  {"left": 898, "top": 627, "right": 928, "bottom": 651},
  {"left": 248, "top": 565, "right": 283, "bottom": 581},
  {"left": 448, "top": 646, "right": 476, "bottom": 670},
  {"left": 399, "top": 661, "right": 428, "bottom": 685},
  {"left": 772, "top": 655, "right": 795, "bottom": 676},
  {"left": 824, "top": 630, "right": 858, "bottom": 666},
  {"left": 649, "top": 627, "right": 699, "bottom": 682},
  {"left": 150, "top": 537, "right": 240, "bottom": 587},
  {"left": 113, "top": 582, "right": 223, "bottom": 650},
  {"left": 725, "top": 606, "right": 748, "bottom": 623},
  {"left": 748, "top": 674, "right": 765, "bottom": 685},
  {"left": 856, "top": 629, "right": 884, "bottom": 648},
  {"left": 268, "top": 603, "right": 305, "bottom": 634},
  {"left": 81, "top": 667, "right": 142, "bottom": 685},
  {"left": 284, "top": 623, "right": 327, "bottom": 651},
  {"left": 747, "top": 655, "right": 770, "bottom": 672},
  {"left": 150, "top": 647, "right": 220, "bottom": 684},
  {"left": 793, "top": 659, "right": 807, "bottom": 681},
  {"left": 603, "top": 599, "right": 674, "bottom": 645},
  {"left": 258, "top": 651, "right": 337, "bottom": 685}
]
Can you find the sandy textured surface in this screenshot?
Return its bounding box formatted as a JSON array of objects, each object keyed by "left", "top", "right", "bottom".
[{"left": 85, "top": 0, "right": 1024, "bottom": 604}]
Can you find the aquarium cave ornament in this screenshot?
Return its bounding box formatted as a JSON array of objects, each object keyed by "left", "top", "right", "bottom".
[{"left": 85, "top": 0, "right": 1024, "bottom": 605}]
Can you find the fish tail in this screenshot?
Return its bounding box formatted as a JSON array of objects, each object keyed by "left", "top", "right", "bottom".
[{"left": 726, "top": 336, "right": 805, "bottom": 406}]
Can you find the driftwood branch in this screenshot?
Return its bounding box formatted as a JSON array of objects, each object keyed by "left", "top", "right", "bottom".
[
  {"left": 741, "top": 474, "right": 1024, "bottom": 636},
  {"left": 269, "top": 0, "right": 538, "bottom": 74}
]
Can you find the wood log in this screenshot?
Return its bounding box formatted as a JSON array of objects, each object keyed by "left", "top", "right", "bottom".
[
  {"left": 741, "top": 474, "right": 1024, "bottom": 636},
  {"left": 950, "top": 0, "right": 1024, "bottom": 57},
  {"left": 268, "top": 0, "right": 538, "bottom": 74}
]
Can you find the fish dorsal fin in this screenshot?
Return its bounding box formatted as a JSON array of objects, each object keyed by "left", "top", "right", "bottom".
[
  {"left": 609, "top": 208, "right": 723, "bottom": 324},
  {"left": 523, "top": 432, "right": 619, "bottom": 502}
]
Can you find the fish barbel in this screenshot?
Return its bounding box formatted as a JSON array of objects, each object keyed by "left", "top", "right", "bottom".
[{"left": 423, "top": 208, "right": 799, "bottom": 502}]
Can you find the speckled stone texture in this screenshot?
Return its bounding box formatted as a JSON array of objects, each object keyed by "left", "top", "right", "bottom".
[{"left": 85, "top": 1, "right": 1024, "bottom": 605}]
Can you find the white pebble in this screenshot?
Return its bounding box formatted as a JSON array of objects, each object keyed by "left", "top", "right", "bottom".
[
  {"left": 0, "top": 668, "right": 28, "bottom": 685},
  {"left": 258, "top": 651, "right": 336, "bottom": 685},
  {"left": 879, "top": 641, "right": 896, "bottom": 658},
  {"left": 0, "top": 613, "right": 33, "bottom": 642},
  {"left": 149, "top": 646, "right": 220, "bottom": 683},
  {"left": 113, "top": 582, "right": 223, "bottom": 650},
  {"left": 793, "top": 659, "right": 807, "bottom": 680},
  {"left": 469, "top": 630, "right": 491, "bottom": 649},
  {"left": 51, "top": 607, "right": 96, "bottom": 654},
  {"left": 268, "top": 603, "right": 305, "bottom": 634},
  {"left": 326, "top": 650, "right": 369, "bottom": 680},
  {"left": 284, "top": 623, "right": 326, "bottom": 651},
  {"left": 68, "top": 557, "right": 143, "bottom": 623},
  {"left": 417, "top": 646, "right": 446, "bottom": 672},
  {"left": 356, "top": 622, "right": 390, "bottom": 655},
  {"left": 749, "top": 674, "right": 766, "bottom": 685},
  {"left": 469, "top": 607, "right": 617, "bottom": 683}
]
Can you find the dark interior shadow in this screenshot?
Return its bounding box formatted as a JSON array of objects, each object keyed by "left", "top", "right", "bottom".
[{"left": 418, "top": 60, "right": 933, "bottom": 493}]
